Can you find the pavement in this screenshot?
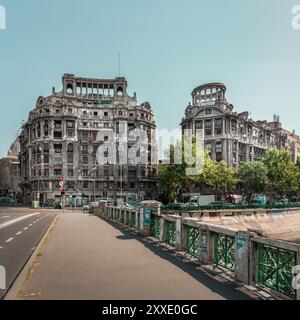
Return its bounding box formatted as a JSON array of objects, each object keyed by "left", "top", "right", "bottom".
[
  {"left": 6, "top": 211, "right": 253, "bottom": 300},
  {"left": 0, "top": 207, "right": 57, "bottom": 299}
]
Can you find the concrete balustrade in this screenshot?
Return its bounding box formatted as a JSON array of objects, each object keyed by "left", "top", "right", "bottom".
[{"left": 94, "top": 204, "right": 300, "bottom": 300}]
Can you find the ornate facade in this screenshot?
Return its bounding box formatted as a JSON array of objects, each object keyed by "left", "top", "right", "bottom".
[
  {"left": 181, "top": 83, "right": 300, "bottom": 168},
  {"left": 19, "top": 74, "right": 157, "bottom": 205}
]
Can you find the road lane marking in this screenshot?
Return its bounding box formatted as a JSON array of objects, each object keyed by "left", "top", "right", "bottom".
[
  {"left": 0, "top": 216, "right": 10, "bottom": 219},
  {"left": 0, "top": 212, "right": 40, "bottom": 230},
  {"left": 16, "top": 231, "right": 23, "bottom": 235},
  {"left": 0, "top": 246, "right": 4, "bottom": 249},
  {"left": 29, "top": 224, "right": 33, "bottom": 226},
  {"left": 23, "top": 227, "right": 29, "bottom": 230},
  {"left": 5, "top": 237, "right": 14, "bottom": 243}
]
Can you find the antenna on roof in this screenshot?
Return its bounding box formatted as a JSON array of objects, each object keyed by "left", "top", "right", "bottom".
[{"left": 118, "top": 52, "right": 121, "bottom": 77}]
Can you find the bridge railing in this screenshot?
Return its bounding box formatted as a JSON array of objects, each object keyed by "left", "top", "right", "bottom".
[{"left": 95, "top": 205, "right": 300, "bottom": 300}]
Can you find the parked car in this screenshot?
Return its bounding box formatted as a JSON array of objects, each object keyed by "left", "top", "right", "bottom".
[
  {"left": 54, "top": 203, "right": 62, "bottom": 209},
  {"left": 82, "top": 204, "right": 90, "bottom": 212}
]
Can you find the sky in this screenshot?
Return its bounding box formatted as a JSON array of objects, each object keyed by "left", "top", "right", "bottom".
[{"left": 1, "top": 0, "right": 300, "bottom": 157}]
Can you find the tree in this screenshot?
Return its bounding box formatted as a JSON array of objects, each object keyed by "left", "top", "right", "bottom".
[
  {"left": 262, "top": 148, "right": 300, "bottom": 200},
  {"left": 201, "top": 159, "right": 236, "bottom": 199},
  {"left": 156, "top": 136, "right": 205, "bottom": 203},
  {"left": 237, "top": 162, "right": 268, "bottom": 201}
]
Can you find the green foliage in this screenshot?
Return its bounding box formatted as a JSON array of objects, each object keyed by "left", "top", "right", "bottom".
[
  {"left": 238, "top": 161, "right": 268, "bottom": 195},
  {"left": 262, "top": 148, "right": 300, "bottom": 198}
]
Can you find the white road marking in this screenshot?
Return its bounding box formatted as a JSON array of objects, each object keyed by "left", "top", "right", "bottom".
[
  {"left": 0, "top": 246, "right": 4, "bottom": 249},
  {"left": 29, "top": 224, "right": 33, "bottom": 227},
  {"left": 23, "top": 227, "right": 29, "bottom": 230},
  {"left": 0, "top": 212, "right": 40, "bottom": 230},
  {"left": 0, "top": 216, "right": 10, "bottom": 219},
  {"left": 5, "top": 237, "right": 14, "bottom": 243},
  {"left": 16, "top": 231, "right": 23, "bottom": 235}
]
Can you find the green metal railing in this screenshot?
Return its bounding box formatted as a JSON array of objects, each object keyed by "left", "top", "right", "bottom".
[
  {"left": 130, "top": 212, "right": 136, "bottom": 227},
  {"left": 186, "top": 226, "right": 200, "bottom": 257},
  {"left": 254, "top": 242, "right": 297, "bottom": 299},
  {"left": 150, "top": 216, "right": 161, "bottom": 239},
  {"left": 214, "top": 233, "right": 235, "bottom": 271},
  {"left": 166, "top": 221, "right": 176, "bottom": 247}
]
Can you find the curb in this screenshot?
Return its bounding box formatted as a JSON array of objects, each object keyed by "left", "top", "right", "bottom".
[{"left": 4, "top": 213, "right": 61, "bottom": 300}]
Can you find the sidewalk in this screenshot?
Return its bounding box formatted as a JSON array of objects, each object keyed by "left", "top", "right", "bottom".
[{"left": 7, "top": 212, "right": 252, "bottom": 300}]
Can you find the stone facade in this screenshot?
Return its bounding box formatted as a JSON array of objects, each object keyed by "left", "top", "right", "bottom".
[
  {"left": 181, "top": 83, "right": 300, "bottom": 168},
  {"left": 19, "top": 74, "right": 157, "bottom": 205},
  {"left": 0, "top": 139, "right": 21, "bottom": 196}
]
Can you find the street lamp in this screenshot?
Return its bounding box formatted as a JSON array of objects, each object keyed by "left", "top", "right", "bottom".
[{"left": 91, "top": 165, "right": 97, "bottom": 202}]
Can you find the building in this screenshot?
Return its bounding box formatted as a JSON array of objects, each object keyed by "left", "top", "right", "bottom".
[
  {"left": 0, "top": 138, "right": 21, "bottom": 198},
  {"left": 181, "top": 83, "right": 300, "bottom": 168},
  {"left": 267, "top": 115, "right": 300, "bottom": 163},
  {"left": 19, "top": 74, "right": 157, "bottom": 205}
]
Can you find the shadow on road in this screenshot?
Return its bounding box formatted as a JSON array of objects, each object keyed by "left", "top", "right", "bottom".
[{"left": 98, "top": 216, "right": 254, "bottom": 300}]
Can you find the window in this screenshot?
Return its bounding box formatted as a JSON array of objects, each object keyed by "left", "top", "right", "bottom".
[
  {"left": 54, "top": 121, "right": 62, "bottom": 129},
  {"left": 83, "top": 111, "right": 88, "bottom": 117},
  {"left": 129, "top": 113, "right": 134, "bottom": 117},
  {"left": 67, "top": 121, "right": 74, "bottom": 128},
  {"left": 83, "top": 156, "right": 89, "bottom": 164},
  {"left": 205, "top": 109, "right": 212, "bottom": 115},
  {"left": 216, "top": 143, "right": 222, "bottom": 152},
  {"left": 54, "top": 131, "right": 62, "bottom": 139},
  {"left": 205, "top": 120, "right": 212, "bottom": 128},
  {"left": 195, "top": 121, "right": 203, "bottom": 129},
  {"left": 93, "top": 122, "right": 99, "bottom": 128},
  {"left": 54, "top": 169, "right": 62, "bottom": 176},
  {"left": 68, "top": 155, "right": 73, "bottom": 164},
  {"left": 82, "top": 145, "right": 88, "bottom": 154},
  {"left": 68, "top": 108, "right": 73, "bottom": 114},
  {"left": 68, "top": 169, "right": 74, "bottom": 177},
  {"left": 128, "top": 123, "right": 135, "bottom": 131},
  {"left": 104, "top": 136, "right": 109, "bottom": 142},
  {"left": 130, "top": 182, "right": 135, "bottom": 189},
  {"left": 83, "top": 181, "right": 89, "bottom": 189},
  {"left": 104, "top": 169, "right": 109, "bottom": 177},
  {"left": 129, "top": 169, "right": 136, "bottom": 178},
  {"left": 104, "top": 112, "right": 109, "bottom": 117},
  {"left": 215, "top": 118, "right": 223, "bottom": 127},
  {"left": 67, "top": 144, "right": 74, "bottom": 153},
  {"left": 94, "top": 111, "right": 98, "bottom": 117},
  {"left": 82, "top": 122, "right": 88, "bottom": 128},
  {"left": 83, "top": 170, "right": 89, "bottom": 177},
  {"left": 53, "top": 157, "right": 63, "bottom": 165},
  {"left": 44, "top": 155, "right": 49, "bottom": 164},
  {"left": 215, "top": 128, "right": 222, "bottom": 135},
  {"left": 118, "top": 111, "right": 123, "bottom": 116},
  {"left": 54, "top": 144, "right": 62, "bottom": 153},
  {"left": 104, "top": 123, "right": 109, "bottom": 128}
]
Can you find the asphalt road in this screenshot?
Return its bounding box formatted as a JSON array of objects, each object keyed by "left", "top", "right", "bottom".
[
  {"left": 0, "top": 208, "right": 57, "bottom": 299},
  {"left": 14, "top": 212, "right": 252, "bottom": 300}
]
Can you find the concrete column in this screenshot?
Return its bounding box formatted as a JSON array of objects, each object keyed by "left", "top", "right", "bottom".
[
  {"left": 159, "top": 217, "right": 165, "bottom": 242},
  {"left": 175, "top": 218, "right": 182, "bottom": 251},
  {"left": 199, "top": 226, "right": 210, "bottom": 264},
  {"left": 235, "top": 231, "right": 250, "bottom": 284},
  {"left": 212, "top": 119, "right": 215, "bottom": 138},
  {"left": 208, "top": 230, "right": 215, "bottom": 264}
]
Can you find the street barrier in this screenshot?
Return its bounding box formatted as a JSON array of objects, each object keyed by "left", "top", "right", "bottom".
[{"left": 95, "top": 204, "right": 300, "bottom": 300}]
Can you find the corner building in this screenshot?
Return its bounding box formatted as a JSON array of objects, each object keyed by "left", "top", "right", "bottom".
[
  {"left": 19, "top": 74, "right": 157, "bottom": 205},
  {"left": 181, "top": 83, "right": 279, "bottom": 168}
]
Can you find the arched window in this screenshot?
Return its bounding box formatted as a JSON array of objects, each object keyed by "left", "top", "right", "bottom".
[{"left": 66, "top": 83, "right": 74, "bottom": 95}]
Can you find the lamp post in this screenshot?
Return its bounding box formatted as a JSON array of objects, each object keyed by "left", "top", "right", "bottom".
[{"left": 91, "top": 165, "right": 97, "bottom": 202}]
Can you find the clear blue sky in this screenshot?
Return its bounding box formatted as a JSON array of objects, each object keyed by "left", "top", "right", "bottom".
[{"left": 0, "top": 0, "right": 300, "bottom": 157}]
